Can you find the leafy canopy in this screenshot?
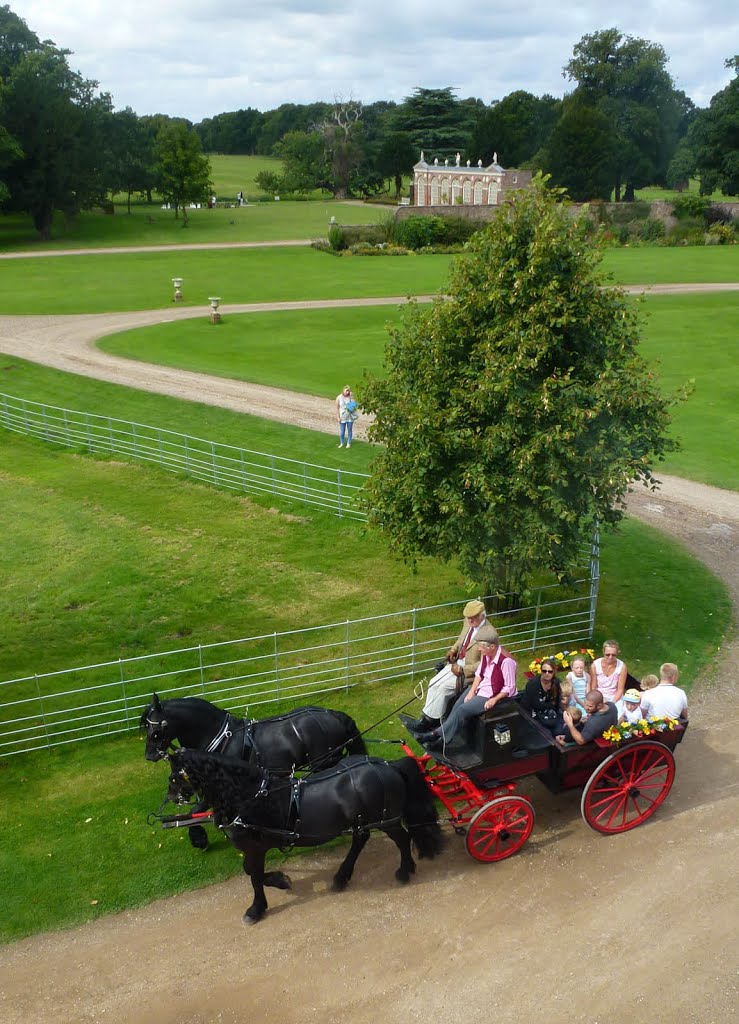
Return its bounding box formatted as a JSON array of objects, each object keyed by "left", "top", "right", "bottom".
[{"left": 361, "top": 177, "right": 681, "bottom": 595}]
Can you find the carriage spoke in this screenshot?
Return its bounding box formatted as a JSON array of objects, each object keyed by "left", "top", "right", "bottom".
[{"left": 582, "top": 741, "right": 676, "bottom": 834}]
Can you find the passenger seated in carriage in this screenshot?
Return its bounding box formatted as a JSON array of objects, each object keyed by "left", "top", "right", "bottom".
[
  {"left": 556, "top": 689, "right": 617, "bottom": 746},
  {"left": 415, "top": 639, "right": 517, "bottom": 748},
  {"left": 640, "top": 663, "right": 689, "bottom": 723},
  {"left": 520, "top": 659, "right": 563, "bottom": 732}
]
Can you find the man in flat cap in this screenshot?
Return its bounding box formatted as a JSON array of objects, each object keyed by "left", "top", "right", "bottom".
[{"left": 408, "top": 599, "right": 499, "bottom": 733}]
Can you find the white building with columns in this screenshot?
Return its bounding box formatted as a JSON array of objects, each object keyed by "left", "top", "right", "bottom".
[{"left": 412, "top": 151, "right": 531, "bottom": 207}]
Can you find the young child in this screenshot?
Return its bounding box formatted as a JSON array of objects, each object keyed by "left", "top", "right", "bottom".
[
  {"left": 560, "top": 678, "right": 580, "bottom": 715},
  {"left": 619, "top": 688, "right": 644, "bottom": 725},
  {"left": 640, "top": 673, "right": 659, "bottom": 691},
  {"left": 565, "top": 656, "right": 590, "bottom": 714}
]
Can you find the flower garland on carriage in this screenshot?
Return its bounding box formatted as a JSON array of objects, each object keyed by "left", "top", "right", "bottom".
[
  {"left": 602, "top": 716, "right": 680, "bottom": 744},
  {"left": 527, "top": 646, "right": 596, "bottom": 677}
]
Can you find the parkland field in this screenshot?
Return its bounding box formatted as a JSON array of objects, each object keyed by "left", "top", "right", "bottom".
[{"left": 0, "top": 194, "right": 736, "bottom": 944}]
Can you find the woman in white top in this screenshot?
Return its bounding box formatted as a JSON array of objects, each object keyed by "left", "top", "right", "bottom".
[
  {"left": 588, "top": 639, "right": 628, "bottom": 705},
  {"left": 336, "top": 385, "right": 356, "bottom": 448}
]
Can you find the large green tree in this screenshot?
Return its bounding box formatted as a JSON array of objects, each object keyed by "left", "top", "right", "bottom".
[
  {"left": 1, "top": 41, "right": 111, "bottom": 237},
  {"left": 685, "top": 57, "right": 739, "bottom": 196},
  {"left": 467, "top": 90, "right": 560, "bottom": 167},
  {"left": 361, "top": 177, "right": 680, "bottom": 597},
  {"left": 539, "top": 96, "right": 618, "bottom": 200},
  {"left": 563, "top": 28, "right": 683, "bottom": 200},
  {"left": 389, "top": 87, "right": 480, "bottom": 160},
  {"left": 154, "top": 122, "right": 212, "bottom": 220},
  {"left": 104, "top": 107, "right": 155, "bottom": 212}
]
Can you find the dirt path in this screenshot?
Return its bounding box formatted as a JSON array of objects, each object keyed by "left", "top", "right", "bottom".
[{"left": 0, "top": 287, "right": 737, "bottom": 1023}]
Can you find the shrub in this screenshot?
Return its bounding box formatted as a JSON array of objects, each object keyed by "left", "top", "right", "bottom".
[
  {"left": 436, "top": 216, "right": 479, "bottom": 245},
  {"left": 672, "top": 194, "right": 711, "bottom": 220},
  {"left": 639, "top": 218, "right": 666, "bottom": 242},
  {"left": 335, "top": 224, "right": 386, "bottom": 247},
  {"left": 328, "top": 224, "right": 345, "bottom": 251},
  {"left": 394, "top": 215, "right": 446, "bottom": 249},
  {"left": 667, "top": 218, "right": 705, "bottom": 246},
  {"left": 705, "top": 222, "right": 735, "bottom": 245}
]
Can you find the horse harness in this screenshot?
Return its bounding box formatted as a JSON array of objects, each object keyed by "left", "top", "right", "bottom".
[{"left": 224, "top": 756, "right": 403, "bottom": 848}]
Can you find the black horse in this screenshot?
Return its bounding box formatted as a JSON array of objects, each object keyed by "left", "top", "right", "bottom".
[
  {"left": 169, "top": 748, "right": 444, "bottom": 923},
  {"left": 141, "top": 693, "right": 367, "bottom": 849}
]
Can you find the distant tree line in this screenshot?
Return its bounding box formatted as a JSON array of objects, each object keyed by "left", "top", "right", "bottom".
[{"left": 1, "top": 1, "right": 737, "bottom": 238}]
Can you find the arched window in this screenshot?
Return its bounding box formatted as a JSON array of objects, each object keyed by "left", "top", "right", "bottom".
[
  {"left": 462, "top": 179, "right": 472, "bottom": 204},
  {"left": 441, "top": 177, "right": 450, "bottom": 204},
  {"left": 473, "top": 181, "right": 483, "bottom": 205},
  {"left": 452, "top": 179, "right": 461, "bottom": 204},
  {"left": 488, "top": 182, "right": 499, "bottom": 205},
  {"left": 417, "top": 177, "right": 426, "bottom": 205},
  {"left": 431, "top": 178, "right": 440, "bottom": 205}
]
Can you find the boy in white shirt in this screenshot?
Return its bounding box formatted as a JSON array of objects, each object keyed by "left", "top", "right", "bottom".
[
  {"left": 618, "top": 688, "right": 644, "bottom": 725},
  {"left": 640, "top": 663, "right": 689, "bottom": 723}
]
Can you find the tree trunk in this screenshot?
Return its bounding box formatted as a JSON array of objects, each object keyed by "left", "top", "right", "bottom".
[
  {"left": 126, "top": 190, "right": 132, "bottom": 214},
  {"left": 394, "top": 173, "right": 402, "bottom": 199},
  {"left": 623, "top": 182, "right": 636, "bottom": 202},
  {"left": 33, "top": 204, "right": 53, "bottom": 241},
  {"left": 614, "top": 176, "right": 621, "bottom": 203}
]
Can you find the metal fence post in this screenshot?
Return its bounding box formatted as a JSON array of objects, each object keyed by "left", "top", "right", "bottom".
[
  {"left": 532, "top": 590, "right": 542, "bottom": 651},
  {"left": 410, "top": 608, "right": 417, "bottom": 678},
  {"left": 131, "top": 422, "right": 138, "bottom": 459},
  {"left": 199, "top": 644, "right": 205, "bottom": 693},
  {"left": 273, "top": 633, "right": 281, "bottom": 699},
  {"left": 1, "top": 394, "right": 8, "bottom": 428},
  {"left": 240, "top": 449, "right": 247, "bottom": 492},
  {"left": 119, "top": 658, "right": 129, "bottom": 729},
  {"left": 345, "top": 620, "right": 351, "bottom": 692},
  {"left": 63, "top": 407, "right": 71, "bottom": 446},
  {"left": 108, "top": 417, "right": 115, "bottom": 454},
  {"left": 85, "top": 412, "right": 93, "bottom": 452},
  {"left": 337, "top": 469, "right": 343, "bottom": 518},
  {"left": 271, "top": 455, "right": 277, "bottom": 495},
  {"left": 21, "top": 398, "right": 29, "bottom": 434},
  {"left": 212, "top": 441, "right": 218, "bottom": 484},
  {"left": 157, "top": 428, "right": 164, "bottom": 467}
]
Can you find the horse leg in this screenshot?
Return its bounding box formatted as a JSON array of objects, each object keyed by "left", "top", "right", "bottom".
[
  {"left": 383, "top": 824, "right": 416, "bottom": 884},
  {"left": 263, "top": 869, "right": 292, "bottom": 890},
  {"left": 188, "top": 825, "right": 209, "bottom": 850},
  {"left": 241, "top": 843, "right": 269, "bottom": 924},
  {"left": 331, "top": 829, "right": 370, "bottom": 892}
]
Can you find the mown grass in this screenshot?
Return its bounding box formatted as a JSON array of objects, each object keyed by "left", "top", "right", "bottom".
[
  {"left": 0, "top": 200, "right": 389, "bottom": 251},
  {"left": 1, "top": 244, "right": 738, "bottom": 315},
  {"left": 98, "top": 293, "right": 739, "bottom": 492},
  {"left": 0, "top": 246, "right": 450, "bottom": 314},
  {"left": 0, "top": 432, "right": 455, "bottom": 681},
  {"left": 0, "top": 506, "right": 728, "bottom": 943}
]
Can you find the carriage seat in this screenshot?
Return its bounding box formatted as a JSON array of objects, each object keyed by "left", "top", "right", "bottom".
[{"left": 463, "top": 698, "right": 525, "bottom": 766}]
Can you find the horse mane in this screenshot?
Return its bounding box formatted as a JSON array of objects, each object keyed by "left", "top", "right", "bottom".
[
  {"left": 171, "top": 748, "right": 268, "bottom": 819},
  {"left": 139, "top": 695, "right": 223, "bottom": 729}
]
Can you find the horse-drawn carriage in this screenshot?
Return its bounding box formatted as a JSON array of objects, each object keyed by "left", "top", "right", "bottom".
[
  {"left": 146, "top": 690, "right": 685, "bottom": 921},
  {"left": 397, "top": 697, "right": 685, "bottom": 861}
]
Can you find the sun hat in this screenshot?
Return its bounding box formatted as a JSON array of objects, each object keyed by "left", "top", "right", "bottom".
[
  {"left": 624, "top": 689, "right": 642, "bottom": 704},
  {"left": 463, "top": 599, "right": 486, "bottom": 617}
]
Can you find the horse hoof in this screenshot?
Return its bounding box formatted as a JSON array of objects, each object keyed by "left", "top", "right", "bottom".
[
  {"left": 244, "top": 908, "right": 265, "bottom": 925},
  {"left": 331, "top": 875, "right": 349, "bottom": 892},
  {"left": 189, "top": 826, "right": 209, "bottom": 850},
  {"left": 395, "top": 869, "right": 411, "bottom": 885}
]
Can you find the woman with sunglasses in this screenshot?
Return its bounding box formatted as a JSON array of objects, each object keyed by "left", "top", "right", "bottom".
[
  {"left": 588, "top": 640, "right": 628, "bottom": 706},
  {"left": 521, "top": 658, "right": 563, "bottom": 732}
]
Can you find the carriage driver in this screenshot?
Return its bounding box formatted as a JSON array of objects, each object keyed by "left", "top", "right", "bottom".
[{"left": 408, "top": 600, "right": 499, "bottom": 733}]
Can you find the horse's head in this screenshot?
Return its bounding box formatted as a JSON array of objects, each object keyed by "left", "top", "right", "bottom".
[
  {"left": 140, "top": 692, "right": 172, "bottom": 762},
  {"left": 166, "top": 763, "right": 196, "bottom": 805}
]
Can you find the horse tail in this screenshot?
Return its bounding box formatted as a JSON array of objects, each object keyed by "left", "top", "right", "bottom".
[{"left": 392, "top": 757, "right": 444, "bottom": 860}]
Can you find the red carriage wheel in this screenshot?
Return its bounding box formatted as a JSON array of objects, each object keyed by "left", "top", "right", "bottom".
[
  {"left": 581, "top": 740, "right": 676, "bottom": 835},
  {"left": 465, "top": 796, "right": 535, "bottom": 863}
]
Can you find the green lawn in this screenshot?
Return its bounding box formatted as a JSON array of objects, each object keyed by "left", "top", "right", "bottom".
[
  {"left": 0, "top": 200, "right": 389, "bottom": 251},
  {"left": 208, "top": 153, "right": 286, "bottom": 198},
  {"left": 98, "top": 292, "right": 739, "bottom": 491},
  {"left": 1, "top": 244, "right": 738, "bottom": 315},
  {"left": 0, "top": 246, "right": 450, "bottom": 313}
]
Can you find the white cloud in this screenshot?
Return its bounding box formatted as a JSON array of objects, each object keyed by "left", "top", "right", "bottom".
[{"left": 7, "top": 0, "right": 738, "bottom": 118}]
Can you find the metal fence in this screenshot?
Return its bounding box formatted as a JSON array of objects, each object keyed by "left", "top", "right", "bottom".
[
  {"left": 0, "top": 392, "right": 368, "bottom": 520},
  {"left": 0, "top": 543, "right": 599, "bottom": 758}
]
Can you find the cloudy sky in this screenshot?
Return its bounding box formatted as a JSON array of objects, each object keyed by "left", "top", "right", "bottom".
[{"left": 8, "top": 1, "right": 737, "bottom": 120}]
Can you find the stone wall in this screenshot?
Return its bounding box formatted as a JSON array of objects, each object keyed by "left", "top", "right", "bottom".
[{"left": 395, "top": 199, "right": 739, "bottom": 226}]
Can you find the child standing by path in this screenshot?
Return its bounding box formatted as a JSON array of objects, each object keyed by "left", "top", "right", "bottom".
[{"left": 336, "top": 385, "right": 357, "bottom": 448}]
